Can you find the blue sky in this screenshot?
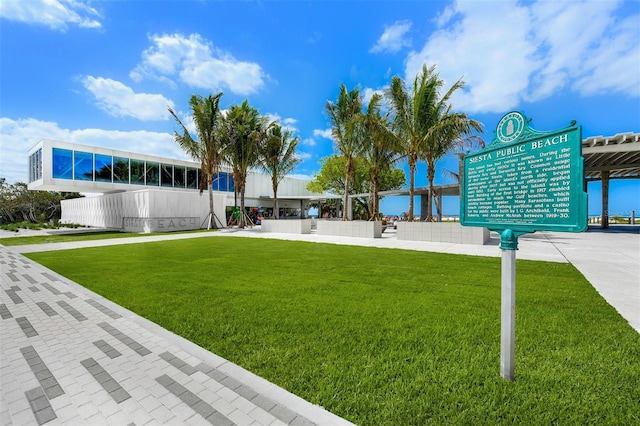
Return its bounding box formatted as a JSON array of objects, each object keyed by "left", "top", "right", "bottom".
[{"left": 1, "top": 0, "right": 638, "bottom": 216}]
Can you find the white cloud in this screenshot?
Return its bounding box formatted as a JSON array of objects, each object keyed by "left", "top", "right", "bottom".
[
  {"left": 570, "top": 10, "right": 640, "bottom": 97},
  {"left": 301, "top": 137, "right": 316, "bottom": 147},
  {"left": 131, "top": 33, "right": 267, "bottom": 96},
  {"left": 295, "top": 152, "right": 313, "bottom": 161},
  {"left": 434, "top": 4, "right": 456, "bottom": 28},
  {"left": 370, "top": 20, "right": 412, "bottom": 54},
  {"left": 313, "top": 128, "right": 332, "bottom": 140},
  {"left": 405, "top": 0, "right": 640, "bottom": 114},
  {"left": 0, "top": 117, "right": 183, "bottom": 184},
  {"left": 0, "top": 0, "right": 101, "bottom": 30},
  {"left": 362, "top": 87, "right": 391, "bottom": 108},
  {"left": 82, "top": 76, "right": 175, "bottom": 121},
  {"left": 264, "top": 114, "right": 299, "bottom": 133}
]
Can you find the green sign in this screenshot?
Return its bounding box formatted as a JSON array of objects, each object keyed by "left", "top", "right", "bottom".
[{"left": 461, "top": 111, "right": 587, "bottom": 234}]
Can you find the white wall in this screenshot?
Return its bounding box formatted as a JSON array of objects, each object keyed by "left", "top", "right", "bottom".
[
  {"left": 260, "top": 218, "right": 312, "bottom": 234},
  {"left": 396, "top": 222, "right": 490, "bottom": 245},
  {"left": 61, "top": 189, "right": 227, "bottom": 231},
  {"left": 316, "top": 220, "right": 383, "bottom": 238}
]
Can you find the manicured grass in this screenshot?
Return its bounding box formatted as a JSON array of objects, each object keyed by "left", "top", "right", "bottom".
[
  {"left": 0, "top": 229, "right": 212, "bottom": 246},
  {"left": 27, "top": 238, "right": 640, "bottom": 425}
]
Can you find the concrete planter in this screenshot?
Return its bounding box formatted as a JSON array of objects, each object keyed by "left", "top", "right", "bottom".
[
  {"left": 316, "top": 220, "right": 382, "bottom": 238},
  {"left": 260, "top": 218, "right": 312, "bottom": 234},
  {"left": 396, "top": 222, "right": 489, "bottom": 245}
]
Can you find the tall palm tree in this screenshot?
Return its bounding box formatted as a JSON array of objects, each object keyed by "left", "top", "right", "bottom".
[
  {"left": 258, "top": 122, "right": 301, "bottom": 219},
  {"left": 325, "top": 84, "right": 363, "bottom": 220},
  {"left": 220, "top": 100, "right": 264, "bottom": 228},
  {"left": 422, "top": 104, "right": 484, "bottom": 221},
  {"left": 359, "top": 93, "right": 402, "bottom": 220},
  {"left": 168, "top": 92, "right": 224, "bottom": 229},
  {"left": 386, "top": 64, "right": 441, "bottom": 221}
]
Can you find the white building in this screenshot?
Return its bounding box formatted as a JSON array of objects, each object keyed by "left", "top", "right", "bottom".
[{"left": 27, "top": 140, "right": 325, "bottom": 232}]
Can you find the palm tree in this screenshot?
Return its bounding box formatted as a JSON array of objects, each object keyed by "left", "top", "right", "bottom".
[
  {"left": 258, "top": 122, "right": 301, "bottom": 219},
  {"left": 400, "top": 66, "right": 484, "bottom": 221},
  {"left": 359, "top": 93, "right": 402, "bottom": 220},
  {"left": 422, "top": 106, "right": 484, "bottom": 221},
  {"left": 325, "top": 84, "right": 363, "bottom": 220},
  {"left": 220, "top": 100, "right": 264, "bottom": 228},
  {"left": 386, "top": 64, "right": 441, "bottom": 221},
  {"left": 168, "top": 93, "right": 224, "bottom": 229}
]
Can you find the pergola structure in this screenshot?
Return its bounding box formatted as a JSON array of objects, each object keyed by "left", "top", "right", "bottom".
[{"left": 582, "top": 132, "right": 640, "bottom": 228}]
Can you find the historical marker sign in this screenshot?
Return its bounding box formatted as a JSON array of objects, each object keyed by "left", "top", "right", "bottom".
[
  {"left": 461, "top": 111, "right": 587, "bottom": 234},
  {"left": 460, "top": 111, "right": 588, "bottom": 381}
]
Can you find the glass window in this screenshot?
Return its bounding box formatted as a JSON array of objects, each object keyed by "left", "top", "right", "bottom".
[
  {"left": 187, "top": 167, "right": 199, "bottom": 189},
  {"left": 52, "top": 148, "right": 73, "bottom": 180},
  {"left": 29, "top": 149, "right": 43, "bottom": 182},
  {"left": 130, "top": 159, "right": 145, "bottom": 185},
  {"left": 74, "top": 151, "right": 93, "bottom": 181},
  {"left": 161, "top": 163, "right": 173, "bottom": 187},
  {"left": 228, "top": 173, "right": 235, "bottom": 193},
  {"left": 95, "top": 154, "right": 112, "bottom": 182},
  {"left": 211, "top": 172, "right": 219, "bottom": 191},
  {"left": 214, "top": 172, "right": 229, "bottom": 192},
  {"left": 113, "top": 157, "right": 129, "bottom": 184},
  {"left": 174, "top": 166, "right": 185, "bottom": 188},
  {"left": 145, "top": 161, "right": 159, "bottom": 186}
]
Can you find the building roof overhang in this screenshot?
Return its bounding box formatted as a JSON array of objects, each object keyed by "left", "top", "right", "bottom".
[{"left": 582, "top": 132, "right": 640, "bottom": 181}]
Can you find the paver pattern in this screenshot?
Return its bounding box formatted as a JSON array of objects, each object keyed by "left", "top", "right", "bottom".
[{"left": 0, "top": 245, "right": 351, "bottom": 425}]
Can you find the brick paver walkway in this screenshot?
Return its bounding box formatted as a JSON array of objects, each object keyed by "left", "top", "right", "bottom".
[{"left": 0, "top": 245, "right": 352, "bottom": 425}]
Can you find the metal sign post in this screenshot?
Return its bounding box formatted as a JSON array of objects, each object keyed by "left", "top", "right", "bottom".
[
  {"left": 499, "top": 229, "right": 518, "bottom": 381},
  {"left": 461, "top": 111, "right": 588, "bottom": 381}
]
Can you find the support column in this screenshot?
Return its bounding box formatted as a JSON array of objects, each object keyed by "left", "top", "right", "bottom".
[
  {"left": 602, "top": 171, "right": 609, "bottom": 229},
  {"left": 420, "top": 194, "right": 428, "bottom": 221}
]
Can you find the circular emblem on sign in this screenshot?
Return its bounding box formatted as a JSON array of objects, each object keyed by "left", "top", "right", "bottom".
[{"left": 496, "top": 111, "right": 525, "bottom": 143}]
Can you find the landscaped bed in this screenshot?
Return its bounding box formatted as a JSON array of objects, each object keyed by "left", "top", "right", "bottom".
[{"left": 26, "top": 237, "right": 640, "bottom": 425}]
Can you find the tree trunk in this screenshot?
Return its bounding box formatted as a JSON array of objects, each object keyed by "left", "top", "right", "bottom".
[
  {"left": 343, "top": 161, "right": 351, "bottom": 221},
  {"left": 239, "top": 182, "right": 246, "bottom": 228},
  {"left": 272, "top": 180, "right": 279, "bottom": 219},
  {"left": 207, "top": 174, "right": 216, "bottom": 229},
  {"left": 427, "top": 159, "right": 435, "bottom": 222},
  {"left": 408, "top": 155, "right": 416, "bottom": 221},
  {"left": 371, "top": 175, "right": 380, "bottom": 221}
]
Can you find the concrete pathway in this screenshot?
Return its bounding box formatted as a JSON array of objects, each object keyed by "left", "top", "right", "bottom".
[{"left": 1, "top": 225, "right": 638, "bottom": 425}]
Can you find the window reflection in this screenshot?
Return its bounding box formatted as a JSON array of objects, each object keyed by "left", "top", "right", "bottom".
[
  {"left": 114, "top": 157, "right": 129, "bottom": 184},
  {"left": 95, "top": 154, "right": 112, "bottom": 182},
  {"left": 228, "top": 173, "right": 235, "bottom": 192},
  {"left": 131, "top": 159, "right": 145, "bottom": 185},
  {"left": 146, "top": 162, "right": 159, "bottom": 186},
  {"left": 161, "top": 163, "right": 173, "bottom": 187},
  {"left": 46, "top": 146, "right": 211, "bottom": 190},
  {"left": 187, "top": 167, "right": 199, "bottom": 189},
  {"left": 52, "top": 148, "right": 73, "bottom": 179},
  {"left": 213, "top": 172, "right": 228, "bottom": 192},
  {"left": 174, "top": 166, "right": 185, "bottom": 188},
  {"left": 74, "top": 151, "right": 93, "bottom": 181},
  {"left": 29, "top": 149, "right": 43, "bottom": 182}
]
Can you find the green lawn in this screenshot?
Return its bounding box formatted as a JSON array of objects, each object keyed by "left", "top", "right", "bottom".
[
  {"left": 0, "top": 229, "right": 212, "bottom": 246},
  {"left": 27, "top": 237, "right": 640, "bottom": 425}
]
